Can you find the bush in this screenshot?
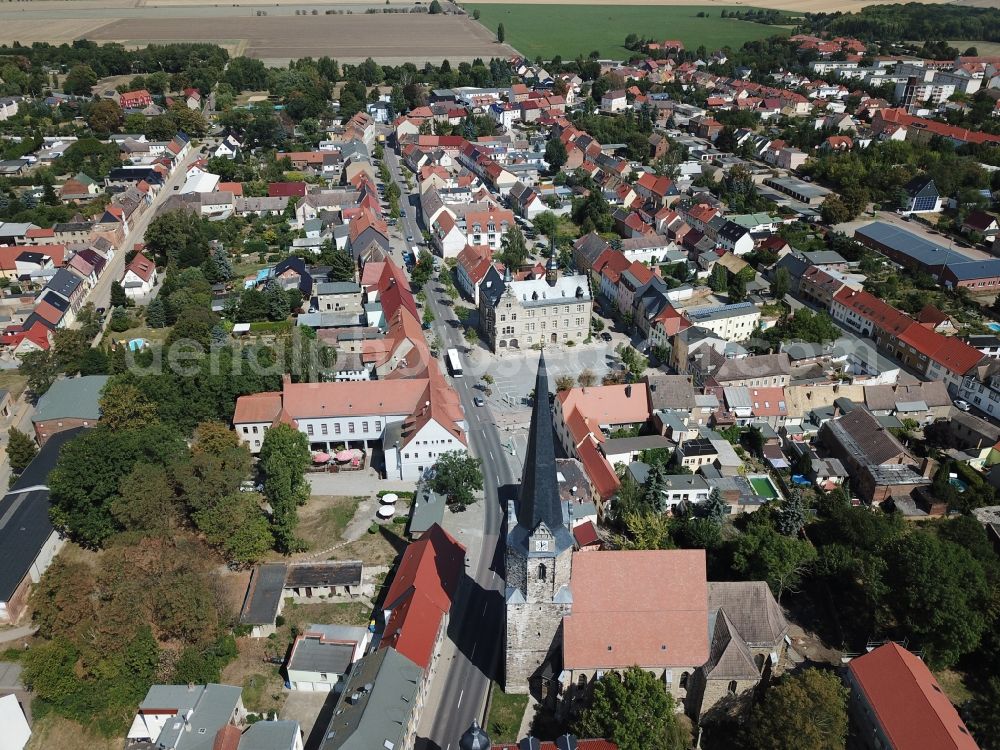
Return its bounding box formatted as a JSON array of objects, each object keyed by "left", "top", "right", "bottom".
[
  {"left": 368, "top": 523, "right": 378, "bottom": 534},
  {"left": 274, "top": 615, "right": 285, "bottom": 627},
  {"left": 392, "top": 516, "right": 407, "bottom": 525}
]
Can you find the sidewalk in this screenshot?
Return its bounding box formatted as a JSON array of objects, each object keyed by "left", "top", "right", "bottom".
[
  {"left": 306, "top": 471, "right": 416, "bottom": 496},
  {"left": 0, "top": 626, "right": 36, "bottom": 646}
]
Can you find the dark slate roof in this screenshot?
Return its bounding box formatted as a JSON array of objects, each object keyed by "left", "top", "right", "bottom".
[
  {"left": 239, "top": 563, "right": 287, "bottom": 625},
  {"left": 509, "top": 354, "right": 574, "bottom": 555},
  {"left": 904, "top": 175, "right": 938, "bottom": 199},
  {"left": 285, "top": 561, "right": 362, "bottom": 588},
  {"left": 1, "top": 427, "right": 86, "bottom": 601}
]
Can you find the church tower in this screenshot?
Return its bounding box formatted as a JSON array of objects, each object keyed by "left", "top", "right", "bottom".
[{"left": 504, "top": 353, "right": 574, "bottom": 694}]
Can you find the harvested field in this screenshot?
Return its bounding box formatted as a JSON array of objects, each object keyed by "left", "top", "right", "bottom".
[
  {"left": 467, "top": 0, "right": 991, "bottom": 10},
  {"left": 467, "top": 4, "right": 790, "bottom": 60},
  {"left": 84, "top": 14, "right": 516, "bottom": 65}
]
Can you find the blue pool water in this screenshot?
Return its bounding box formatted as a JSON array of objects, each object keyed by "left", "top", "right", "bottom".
[
  {"left": 988, "top": 322, "right": 1000, "bottom": 332},
  {"left": 128, "top": 338, "right": 146, "bottom": 351}
]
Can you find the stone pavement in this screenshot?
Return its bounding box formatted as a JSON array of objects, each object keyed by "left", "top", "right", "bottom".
[{"left": 306, "top": 471, "right": 416, "bottom": 496}]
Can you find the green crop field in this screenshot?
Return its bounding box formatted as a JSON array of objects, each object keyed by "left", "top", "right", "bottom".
[{"left": 464, "top": 4, "right": 790, "bottom": 61}]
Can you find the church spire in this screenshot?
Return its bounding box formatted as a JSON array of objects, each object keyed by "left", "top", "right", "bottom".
[{"left": 511, "top": 352, "right": 573, "bottom": 553}]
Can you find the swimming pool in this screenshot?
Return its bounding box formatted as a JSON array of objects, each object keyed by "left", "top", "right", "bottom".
[
  {"left": 749, "top": 476, "right": 780, "bottom": 499},
  {"left": 988, "top": 322, "right": 1000, "bottom": 333}
]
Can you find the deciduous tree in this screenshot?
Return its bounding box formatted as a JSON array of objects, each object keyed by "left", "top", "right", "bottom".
[
  {"left": 749, "top": 669, "right": 848, "bottom": 750},
  {"left": 575, "top": 666, "right": 688, "bottom": 750},
  {"left": 430, "top": 450, "right": 483, "bottom": 507},
  {"left": 259, "top": 423, "right": 310, "bottom": 552}
]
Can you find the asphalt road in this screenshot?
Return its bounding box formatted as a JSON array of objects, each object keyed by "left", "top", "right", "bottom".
[
  {"left": 384, "top": 144, "right": 514, "bottom": 749},
  {"left": 89, "top": 147, "right": 204, "bottom": 344}
]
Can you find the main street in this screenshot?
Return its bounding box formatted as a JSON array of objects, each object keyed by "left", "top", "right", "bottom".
[
  {"left": 384, "top": 144, "right": 514, "bottom": 749},
  {"left": 90, "top": 145, "right": 204, "bottom": 344}
]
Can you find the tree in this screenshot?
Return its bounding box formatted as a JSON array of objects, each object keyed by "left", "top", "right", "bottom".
[
  {"left": 777, "top": 492, "right": 807, "bottom": 537},
  {"left": 575, "top": 667, "right": 688, "bottom": 750},
  {"left": 642, "top": 463, "right": 668, "bottom": 513},
  {"left": 146, "top": 297, "right": 167, "bottom": 328},
  {"left": 732, "top": 522, "right": 817, "bottom": 600},
  {"left": 63, "top": 64, "right": 97, "bottom": 95},
  {"left": 203, "top": 245, "right": 233, "bottom": 284},
  {"left": 195, "top": 492, "right": 273, "bottom": 566},
  {"left": 428, "top": 0, "right": 443, "bottom": 12},
  {"left": 7, "top": 427, "right": 37, "bottom": 474},
  {"left": 430, "top": 450, "right": 483, "bottom": 507},
  {"left": 882, "top": 531, "right": 990, "bottom": 667},
  {"left": 19, "top": 349, "right": 57, "bottom": 399},
  {"left": 497, "top": 23, "right": 506, "bottom": 43},
  {"left": 109, "top": 462, "right": 178, "bottom": 536},
  {"left": 709, "top": 263, "right": 729, "bottom": 293},
  {"left": 749, "top": 669, "right": 848, "bottom": 750},
  {"left": 556, "top": 375, "right": 575, "bottom": 392},
  {"left": 473, "top": 8, "right": 481, "bottom": 19},
  {"left": 87, "top": 99, "right": 123, "bottom": 135},
  {"left": 326, "top": 247, "right": 356, "bottom": 282},
  {"left": 578, "top": 369, "right": 597, "bottom": 387},
  {"left": 703, "top": 487, "right": 728, "bottom": 525},
  {"left": 729, "top": 272, "right": 747, "bottom": 302},
  {"left": 545, "top": 136, "right": 568, "bottom": 172},
  {"left": 263, "top": 280, "right": 290, "bottom": 321},
  {"left": 258, "top": 423, "right": 310, "bottom": 552},
  {"left": 110, "top": 281, "right": 129, "bottom": 309},
  {"left": 464, "top": 327, "right": 480, "bottom": 348},
  {"left": 48, "top": 423, "right": 187, "bottom": 547},
  {"left": 497, "top": 224, "right": 529, "bottom": 270},
  {"left": 770, "top": 267, "right": 791, "bottom": 300},
  {"left": 99, "top": 382, "right": 158, "bottom": 431}
]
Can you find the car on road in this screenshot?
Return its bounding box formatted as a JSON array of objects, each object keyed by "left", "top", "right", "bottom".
[
  {"left": 473, "top": 397, "right": 485, "bottom": 407},
  {"left": 955, "top": 399, "right": 972, "bottom": 412},
  {"left": 406, "top": 235, "right": 414, "bottom": 242},
  {"left": 601, "top": 331, "right": 613, "bottom": 342}
]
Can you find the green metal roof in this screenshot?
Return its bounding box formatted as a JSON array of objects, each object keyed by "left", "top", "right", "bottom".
[{"left": 32, "top": 375, "right": 109, "bottom": 423}]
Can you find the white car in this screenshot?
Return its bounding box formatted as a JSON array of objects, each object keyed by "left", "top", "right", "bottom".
[{"left": 954, "top": 400, "right": 971, "bottom": 412}]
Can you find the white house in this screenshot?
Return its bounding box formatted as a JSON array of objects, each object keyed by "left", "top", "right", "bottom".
[
  {"left": 601, "top": 89, "right": 627, "bottom": 113},
  {"left": 286, "top": 624, "right": 370, "bottom": 691},
  {"left": 213, "top": 134, "right": 242, "bottom": 159},
  {"left": 121, "top": 253, "right": 157, "bottom": 299},
  {"left": 431, "top": 212, "right": 467, "bottom": 259}
]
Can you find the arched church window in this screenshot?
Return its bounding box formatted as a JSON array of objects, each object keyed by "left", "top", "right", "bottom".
[{"left": 537, "top": 563, "right": 547, "bottom": 580}]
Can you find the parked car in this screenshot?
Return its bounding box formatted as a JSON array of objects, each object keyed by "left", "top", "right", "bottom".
[
  {"left": 601, "top": 331, "right": 613, "bottom": 342},
  {"left": 954, "top": 400, "right": 972, "bottom": 412},
  {"left": 473, "top": 397, "right": 485, "bottom": 407}
]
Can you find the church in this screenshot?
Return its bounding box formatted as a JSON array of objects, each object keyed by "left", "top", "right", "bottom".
[{"left": 504, "top": 355, "right": 789, "bottom": 722}]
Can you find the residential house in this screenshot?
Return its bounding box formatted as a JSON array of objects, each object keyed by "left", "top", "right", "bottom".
[
  {"left": 684, "top": 302, "right": 760, "bottom": 342},
  {"left": 900, "top": 175, "right": 942, "bottom": 214},
  {"left": 286, "top": 624, "right": 370, "bottom": 691},
  {"left": 962, "top": 209, "right": 999, "bottom": 241},
  {"left": 846, "top": 643, "right": 979, "bottom": 750},
  {"left": 31, "top": 374, "right": 108, "bottom": 444},
  {"left": 126, "top": 683, "right": 250, "bottom": 749},
  {"left": 601, "top": 90, "right": 627, "bottom": 113},
  {"left": 121, "top": 252, "right": 157, "bottom": 299},
  {"left": 456, "top": 244, "right": 501, "bottom": 305}
]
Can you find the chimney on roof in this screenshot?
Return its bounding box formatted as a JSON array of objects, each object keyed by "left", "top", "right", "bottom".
[{"left": 625, "top": 384, "right": 632, "bottom": 397}]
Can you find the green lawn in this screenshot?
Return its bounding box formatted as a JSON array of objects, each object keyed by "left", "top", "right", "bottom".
[
  {"left": 487, "top": 682, "right": 529, "bottom": 743},
  {"left": 466, "top": 4, "right": 789, "bottom": 60}
]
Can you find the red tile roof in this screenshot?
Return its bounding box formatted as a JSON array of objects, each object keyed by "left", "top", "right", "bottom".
[
  {"left": 126, "top": 252, "right": 156, "bottom": 282},
  {"left": 849, "top": 643, "right": 980, "bottom": 750},
  {"left": 573, "top": 520, "right": 600, "bottom": 548},
  {"left": 268, "top": 181, "right": 307, "bottom": 198},
  {"left": 456, "top": 244, "right": 494, "bottom": 285},
  {"left": 232, "top": 392, "right": 283, "bottom": 424},
  {"left": 379, "top": 524, "right": 465, "bottom": 669},
  {"left": 564, "top": 550, "right": 709, "bottom": 670},
  {"left": 898, "top": 321, "right": 983, "bottom": 375}
]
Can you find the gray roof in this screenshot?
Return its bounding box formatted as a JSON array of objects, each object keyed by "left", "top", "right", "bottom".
[
  {"left": 288, "top": 624, "right": 368, "bottom": 675},
  {"left": 316, "top": 282, "right": 361, "bottom": 296},
  {"left": 803, "top": 250, "right": 847, "bottom": 266},
  {"left": 239, "top": 563, "right": 287, "bottom": 625},
  {"left": 238, "top": 721, "right": 302, "bottom": 750},
  {"left": 410, "top": 485, "right": 447, "bottom": 535},
  {"left": 32, "top": 375, "right": 108, "bottom": 423},
  {"left": 708, "top": 581, "right": 787, "bottom": 647},
  {"left": 713, "top": 353, "right": 790, "bottom": 383},
  {"left": 140, "top": 683, "right": 243, "bottom": 750},
  {"left": 318, "top": 647, "right": 423, "bottom": 750},
  {"left": 601, "top": 434, "right": 672, "bottom": 455}
]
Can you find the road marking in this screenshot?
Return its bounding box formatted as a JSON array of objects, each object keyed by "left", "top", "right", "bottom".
[
  {"left": 457, "top": 689, "right": 464, "bottom": 708},
  {"left": 495, "top": 474, "right": 501, "bottom": 485},
  {"left": 488, "top": 449, "right": 495, "bottom": 461},
  {"left": 483, "top": 603, "right": 488, "bottom": 615},
  {"left": 471, "top": 641, "right": 478, "bottom": 658}
]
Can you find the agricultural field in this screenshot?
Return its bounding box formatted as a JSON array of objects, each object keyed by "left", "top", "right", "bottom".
[
  {"left": 83, "top": 14, "right": 515, "bottom": 65},
  {"left": 465, "top": 4, "right": 791, "bottom": 60}
]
